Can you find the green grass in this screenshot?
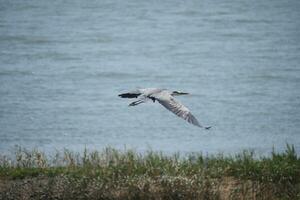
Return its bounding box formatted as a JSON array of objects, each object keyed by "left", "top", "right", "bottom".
[{"left": 0, "top": 144, "right": 299, "bottom": 199}]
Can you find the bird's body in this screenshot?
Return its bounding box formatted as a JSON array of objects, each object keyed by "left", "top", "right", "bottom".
[{"left": 119, "top": 88, "right": 211, "bottom": 129}]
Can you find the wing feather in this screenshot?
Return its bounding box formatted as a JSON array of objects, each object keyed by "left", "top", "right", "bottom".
[
  {"left": 118, "top": 89, "right": 141, "bottom": 98},
  {"left": 155, "top": 95, "right": 203, "bottom": 128}
]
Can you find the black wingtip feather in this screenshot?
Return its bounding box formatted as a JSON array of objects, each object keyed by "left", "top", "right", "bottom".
[{"left": 118, "top": 93, "right": 141, "bottom": 98}]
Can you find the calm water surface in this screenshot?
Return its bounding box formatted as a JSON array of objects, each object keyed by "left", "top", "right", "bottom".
[{"left": 0, "top": 0, "right": 300, "bottom": 155}]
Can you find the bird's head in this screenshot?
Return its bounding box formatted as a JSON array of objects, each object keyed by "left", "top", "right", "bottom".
[{"left": 171, "top": 91, "right": 189, "bottom": 96}]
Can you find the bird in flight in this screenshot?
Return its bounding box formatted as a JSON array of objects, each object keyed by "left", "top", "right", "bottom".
[{"left": 119, "top": 88, "right": 211, "bottom": 129}]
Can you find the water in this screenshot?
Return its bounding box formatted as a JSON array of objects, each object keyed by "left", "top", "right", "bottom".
[{"left": 1, "top": 0, "right": 300, "bottom": 155}]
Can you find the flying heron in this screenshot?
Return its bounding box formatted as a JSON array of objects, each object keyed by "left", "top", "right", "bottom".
[{"left": 119, "top": 88, "right": 211, "bottom": 129}]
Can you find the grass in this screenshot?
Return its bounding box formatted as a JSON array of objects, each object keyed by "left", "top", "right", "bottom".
[{"left": 0, "top": 144, "right": 299, "bottom": 199}]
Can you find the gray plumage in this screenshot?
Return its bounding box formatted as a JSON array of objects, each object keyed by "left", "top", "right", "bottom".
[{"left": 119, "top": 88, "right": 211, "bottom": 129}]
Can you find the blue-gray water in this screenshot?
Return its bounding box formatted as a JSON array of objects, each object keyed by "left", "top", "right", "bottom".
[{"left": 1, "top": 0, "right": 300, "bottom": 155}]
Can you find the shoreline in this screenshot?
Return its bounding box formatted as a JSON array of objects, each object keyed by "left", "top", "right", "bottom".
[{"left": 0, "top": 145, "right": 299, "bottom": 199}]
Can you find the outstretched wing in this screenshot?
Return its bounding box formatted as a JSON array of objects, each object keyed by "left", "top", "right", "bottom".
[{"left": 154, "top": 93, "right": 206, "bottom": 128}]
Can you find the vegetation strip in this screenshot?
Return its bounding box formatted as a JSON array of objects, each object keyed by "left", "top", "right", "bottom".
[{"left": 0, "top": 145, "right": 299, "bottom": 199}]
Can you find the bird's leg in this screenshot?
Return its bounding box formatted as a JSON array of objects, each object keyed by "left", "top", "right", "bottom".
[{"left": 129, "top": 99, "right": 145, "bottom": 106}]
